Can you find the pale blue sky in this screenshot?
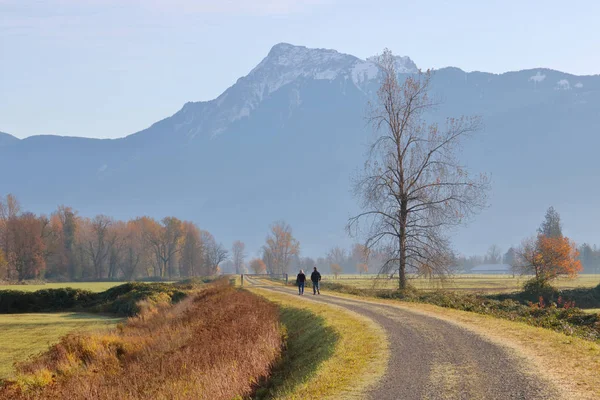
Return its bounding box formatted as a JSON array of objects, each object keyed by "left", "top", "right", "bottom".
[{"left": 2, "top": 0, "right": 599, "bottom": 139}]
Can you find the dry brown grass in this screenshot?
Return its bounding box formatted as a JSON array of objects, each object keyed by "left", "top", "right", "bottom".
[{"left": 0, "top": 281, "right": 282, "bottom": 400}]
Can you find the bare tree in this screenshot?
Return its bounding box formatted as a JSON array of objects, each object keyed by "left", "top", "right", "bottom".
[
  {"left": 348, "top": 49, "right": 489, "bottom": 289},
  {"left": 485, "top": 245, "right": 502, "bottom": 264},
  {"left": 204, "top": 241, "right": 228, "bottom": 275},
  {"left": 232, "top": 240, "right": 246, "bottom": 274},
  {"left": 80, "top": 215, "right": 113, "bottom": 279},
  {"left": 262, "top": 221, "right": 300, "bottom": 275},
  {"left": 327, "top": 246, "right": 348, "bottom": 267},
  {"left": 143, "top": 217, "right": 184, "bottom": 279}
]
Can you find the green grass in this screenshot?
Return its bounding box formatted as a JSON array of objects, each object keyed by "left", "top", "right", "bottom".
[
  {"left": 584, "top": 309, "right": 600, "bottom": 314},
  {"left": 254, "top": 307, "right": 337, "bottom": 399},
  {"left": 0, "top": 313, "right": 121, "bottom": 379},
  {"left": 324, "top": 274, "right": 600, "bottom": 293},
  {"left": 250, "top": 287, "right": 388, "bottom": 399},
  {"left": 0, "top": 282, "right": 124, "bottom": 293}
]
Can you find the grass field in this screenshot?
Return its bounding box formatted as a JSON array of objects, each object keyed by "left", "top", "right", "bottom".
[
  {"left": 0, "top": 282, "right": 125, "bottom": 292},
  {"left": 322, "top": 274, "right": 600, "bottom": 293},
  {"left": 0, "top": 313, "right": 121, "bottom": 379},
  {"left": 250, "top": 286, "right": 388, "bottom": 399}
]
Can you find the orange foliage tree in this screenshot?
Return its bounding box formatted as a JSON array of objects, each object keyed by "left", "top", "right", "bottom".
[
  {"left": 516, "top": 235, "right": 582, "bottom": 282},
  {"left": 249, "top": 258, "right": 267, "bottom": 274},
  {"left": 330, "top": 263, "right": 343, "bottom": 278},
  {"left": 7, "top": 212, "right": 47, "bottom": 281},
  {"left": 0, "top": 248, "right": 7, "bottom": 279},
  {"left": 352, "top": 243, "right": 370, "bottom": 274},
  {"left": 357, "top": 263, "right": 369, "bottom": 275}
]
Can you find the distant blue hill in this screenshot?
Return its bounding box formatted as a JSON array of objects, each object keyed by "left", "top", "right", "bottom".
[{"left": 1, "top": 43, "right": 599, "bottom": 256}]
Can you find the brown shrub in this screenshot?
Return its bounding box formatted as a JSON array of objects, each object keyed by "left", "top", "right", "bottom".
[{"left": 0, "top": 281, "right": 282, "bottom": 400}]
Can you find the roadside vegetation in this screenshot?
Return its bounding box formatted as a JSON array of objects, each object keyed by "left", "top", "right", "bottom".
[
  {"left": 313, "top": 280, "right": 600, "bottom": 341},
  {"left": 0, "top": 282, "right": 282, "bottom": 400},
  {"left": 0, "top": 280, "right": 207, "bottom": 316},
  {"left": 0, "top": 282, "right": 125, "bottom": 292},
  {"left": 250, "top": 286, "right": 388, "bottom": 399},
  {"left": 305, "top": 273, "right": 600, "bottom": 292}
]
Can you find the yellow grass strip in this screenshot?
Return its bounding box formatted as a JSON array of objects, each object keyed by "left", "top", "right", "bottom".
[
  {"left": 0, "top": 313, "right": 120, "bottom": 379},
  {"left": 0, "top": 282, "right": 125, "bottom": 292},
  {"left": 249, "top": 287, "right": 389, "bottom": 400}
]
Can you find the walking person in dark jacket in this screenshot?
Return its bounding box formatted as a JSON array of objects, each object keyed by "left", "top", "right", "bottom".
[
  {"left": 296, "top": 269, "right": 306, "bottom": 295},
  {"left": 310, "top": 267, "right": 321, "bottom": 295}
]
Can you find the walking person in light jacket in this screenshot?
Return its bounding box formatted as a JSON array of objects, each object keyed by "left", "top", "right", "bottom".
[{"left": 296, "top": 269, "right": 306, "bottom": 295}]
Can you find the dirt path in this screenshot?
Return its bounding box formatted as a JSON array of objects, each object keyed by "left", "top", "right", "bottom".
[{"left": 245, "top": 277, "right": 559, "bottom": 400}]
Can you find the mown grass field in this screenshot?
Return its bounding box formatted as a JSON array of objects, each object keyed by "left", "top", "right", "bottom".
[
  {"left": 0, "top": 313, "right": 121, "bottom": 379},
  {"left": 322, "top": 274, "right": 600, "bottom": 293},
  {"left": 0, "top": 282, "right": 125, "bottom": 292}
]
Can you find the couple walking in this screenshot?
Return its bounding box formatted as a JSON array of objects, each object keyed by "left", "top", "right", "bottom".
[{"left": 297, "top": 267, "right": 321, "bottom": 295}]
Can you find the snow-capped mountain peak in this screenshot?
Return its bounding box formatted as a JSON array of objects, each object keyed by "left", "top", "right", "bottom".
[{"left": 181, "top": 43, "right": 418, "bottom": 138}]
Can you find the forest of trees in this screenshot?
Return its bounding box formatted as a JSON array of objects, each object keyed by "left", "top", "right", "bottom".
[{"left": 0, "top": 194, "right": 229, "bottom": 282}]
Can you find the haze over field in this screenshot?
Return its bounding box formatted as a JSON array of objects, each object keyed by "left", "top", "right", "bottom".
[{"left": 2, "top": 1, "right": 600, "bottom": 258}]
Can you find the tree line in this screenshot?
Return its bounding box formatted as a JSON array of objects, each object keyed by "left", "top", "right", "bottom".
[
  {"left": 455, "top": 207, "right": 599, "bottom": 275},
  {"left": 0, "top": 194, "right": 229, "bottom": 282}
]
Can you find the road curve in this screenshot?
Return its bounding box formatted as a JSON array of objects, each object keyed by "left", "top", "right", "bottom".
[{"left": 245, "top": 277, "right": 559, "bottom": 400}]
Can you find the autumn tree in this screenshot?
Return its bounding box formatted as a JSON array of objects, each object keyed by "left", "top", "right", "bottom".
[
  {"left": 232, "top": 240, "right": 246, "bottom": 274},
  {"left": 106, "top": 221, "right": 127, "bottom": 280},
  {"left": 357, "top": 263, "right": 369, "bottom": 275},
  {"left": 0, "top": 194, "right": 20, "bottom": 280},
  {"left": 179, "top": 222, "right": 203, "bottom": 278},
  {"left": 7, "top": 213, "right": 47, "bottom": 280},
  {"left": 262, "top": 221, "right": 300, "bottom": 275},
  {"left": 351, "top": 243, "right": 370, "bottom": 274},
  {"left": 79, "top": 215, "right": 114, "bottom": 279},
  {"left": 120, "top": 219, "right": 147, "bottom": 280},
  {"left": 348, "top": 50, "right": 489, "bottom": 289},
  {"left": 143, "top": 217, "right": 184, "bottom": 278},
  {"left": 49, "top": 205, "right": 79, "bottom": 279},
  {"left": 515, "top": 235, "right": 582, "bottom": 282},
  {"left": 330, "top": 263, "right": 343, "bottom": 278},
  {"left": 0, "top": 248, "right": 7, "bottom": 279},
  {"left": 0, "top": 193, "right": 229, "bottom": 282},
  {"left": 249, "top": 258, "right": 267, "bottom": 274}
]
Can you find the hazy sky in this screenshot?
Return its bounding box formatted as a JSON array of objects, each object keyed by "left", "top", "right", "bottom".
[{"left": 2, "top": 0, "right": 599, "bottom": 139}]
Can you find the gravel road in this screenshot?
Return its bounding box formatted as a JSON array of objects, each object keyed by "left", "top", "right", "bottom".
[{"left": 246, "top": 278, "right": 559, "bottom": 400}]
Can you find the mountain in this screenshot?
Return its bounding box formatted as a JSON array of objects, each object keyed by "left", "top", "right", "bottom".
[
  {"left": 1, "top": 43, "right": 600, "bottom": 256},
  {"left": 0, "top": 132, "right": 19, "bottom": 147}
]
